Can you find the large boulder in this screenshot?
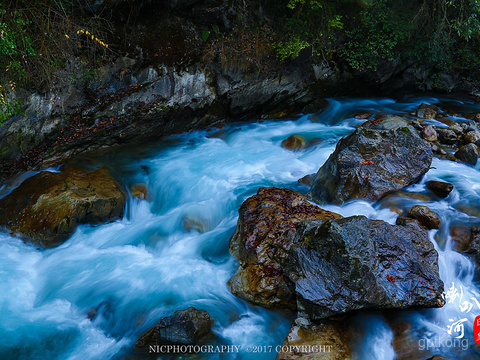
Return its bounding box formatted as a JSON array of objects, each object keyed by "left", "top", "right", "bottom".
[
  {"left": 0, "top": 167, "right": 125, "bottom": 247},
  {"left": 228, "top": 187, "right": 341, "bottom": 309},
  {"left": 308, "top": 116, "right": 433, "bottom": 205},
  {"left": 286, "top": 216, "right": 444, "bottom": 320},
  {"left": 135, "top": 307, "right": 211, "bottom": 347}
]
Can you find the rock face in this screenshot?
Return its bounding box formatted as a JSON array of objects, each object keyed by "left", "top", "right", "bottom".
[
  {"left": 276, "top": 320, "right": 351, "bottom": 360},
  {"left": 408, "top": 205, "right": 441, "bottom": 229},
  {"left": 0, "top": 168, "right": 125, "bottom": 247},
  {"left": 228, "top": 187, "right": 341, "bottom": 309},
  {"left": 135, "top": 307, "right": 211, "bottom": 347},
  {"left": 308, "top": 117, "right": 433, "bottom": 205},
  {"left": 287, "top": 216, "right": 444, "bottom": 320},
  {"left": 425, "top": 180, "right": 454, "bottom": 198}
]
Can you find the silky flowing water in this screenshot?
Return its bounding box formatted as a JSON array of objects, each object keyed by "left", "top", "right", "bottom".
[{"left": 1, "top": 95, "right": 480, "bottom": 359}]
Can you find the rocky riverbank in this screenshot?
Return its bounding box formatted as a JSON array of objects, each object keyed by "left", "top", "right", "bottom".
[{"left": 2, "top": 1, "right": 480, "bottom": 184}]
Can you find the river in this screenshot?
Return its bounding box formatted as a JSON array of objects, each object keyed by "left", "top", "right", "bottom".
[{"left": 1, "top": 95, "right": 479, "bottom": 359}]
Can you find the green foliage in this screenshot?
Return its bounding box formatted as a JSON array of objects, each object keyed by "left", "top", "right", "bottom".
[
  {"left": 0, "top": 4, "right": 36, "bottom": 81},
  {"left": 275, "top": 37, "right": 310, "bottom": 60},
  {"left": 447, "top": 0, "right": 480, "bottom": 41},
  {"left": 338, "top": 0, "right": 410, "bottom": 70},
  {"left": 0, "top": 83, "right": 21, "bottom": 125}
]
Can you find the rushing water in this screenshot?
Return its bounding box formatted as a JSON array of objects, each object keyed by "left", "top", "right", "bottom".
[{"left": 1, "top": 95, "right": 480, "bottom": 359}]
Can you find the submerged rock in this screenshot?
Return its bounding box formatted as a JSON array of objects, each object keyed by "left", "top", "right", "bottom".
[
  {"left": 308, "top": 119, "right": 433, "bottom": 205},
  {"left": 276, "top": 320, "right": 351, "bottom": 360},
  {"left": 408, "top": 205, "right": 441, "bottom": 230},
  {"left": 455, "top": 143, "right": 479, "bottom": 165},
  {"left": 228, "top": 187, "right": 341, "bottom": 309},
  {"left": 451, "top": 226, "right": 480, "bottom": 273},
  {"left": 135, "top": 307, "right": 211, "bottom": 347},
  {"left": 0, "top": 167, "right": 125, "bottom": 247},
  {"left": 130, "top": 183, "right": 148, "bottom": 200},
  {"left": 282, "top": 135, "right": 307, "bottom": 151},
  {"left": 286, "top": 216, "right": 444, "bottom": 320},
  {"left": 425, "top": 180, "right": 454, "bottom": 198}
]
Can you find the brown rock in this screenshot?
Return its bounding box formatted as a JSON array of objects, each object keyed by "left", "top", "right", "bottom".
[
  {"left": 276, "top": 321, "right": 351, "bottom": 360},
  {"left": 228, "top": 187, "right": 341, "bottom": 309},
  {"left": 463, "top": 130, "right": 480, "bottom": 145},
  {"left": 408, "top": 205, "right": 441, "bottom": 230},
  {"left": 416, "top": 103, "right": 438, "bottom": 119},
  {"left": 451, "top": 226, "right": 480, "bottom": 257},
  {"left": 0, "top": 168, "right": 125, "bottom": 247},
  {"left": 422, "top": 125, "right": 438, "bottom": 142},
  {"left": 354, "top": 112, "right": 372, "bottom": 119},
  {"left": 282, "top": 135, "right": 306, "bottom": 151}
]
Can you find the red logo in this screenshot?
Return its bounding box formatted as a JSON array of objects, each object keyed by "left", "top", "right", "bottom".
[{"left": 475, "top": 316, "right": 480, "bottom": 345}]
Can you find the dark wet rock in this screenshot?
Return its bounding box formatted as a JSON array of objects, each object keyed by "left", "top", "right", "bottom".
[
  {"left": 298, "top": 174, "right": 315, "bottom": 187},
  {"left": 454, "top": 143, "right": 479, "bottom": 165},
  {"left": 135, "top": 307, "right": 211, "bottom": 347},
  {"left": 276, "top": 320, "right": 351, "bottom": 360},
  {"left": 286, "top": 216, "right": 444, "bottom": 320},
  {"left": 449, "top": 123, "right": 464, "bottom": 135},
  {"left": 416, "top": 103, "right": 438, "bottom": 119},
  {"left": 282, "top": 135, "right": 306, "bottom": 151},
  {"left": 408, "top": 205, "right": 441, "bottom": 230},
  {"left": 426, "top": 356, "right": 453, "bottom": 360},
  {"left": 228, "top": 187, "right": 341, "bottom": 309},
  {"left": 395, "top": 217, "right": 427, "bottom": 231},
  {"left": 422, "top": 125, "right": 438, "bottom": 142},
  {"left": 437, "top": 128, "right": 458, "bottom": 145},
  {"left": 130, "top": 183, "right": 148, "bottom": 200},
  {"left": 462, "top": 130, "right": 480, "bottom": 145},
  {"left": 0, "top": 168, "right": 125, "bottom": 247},
  {"left": 308, "top": 123, "right": 433, "bottom": 205},
  {"left": 425, "top": 180, "right": 454, "bottom": 198}
]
